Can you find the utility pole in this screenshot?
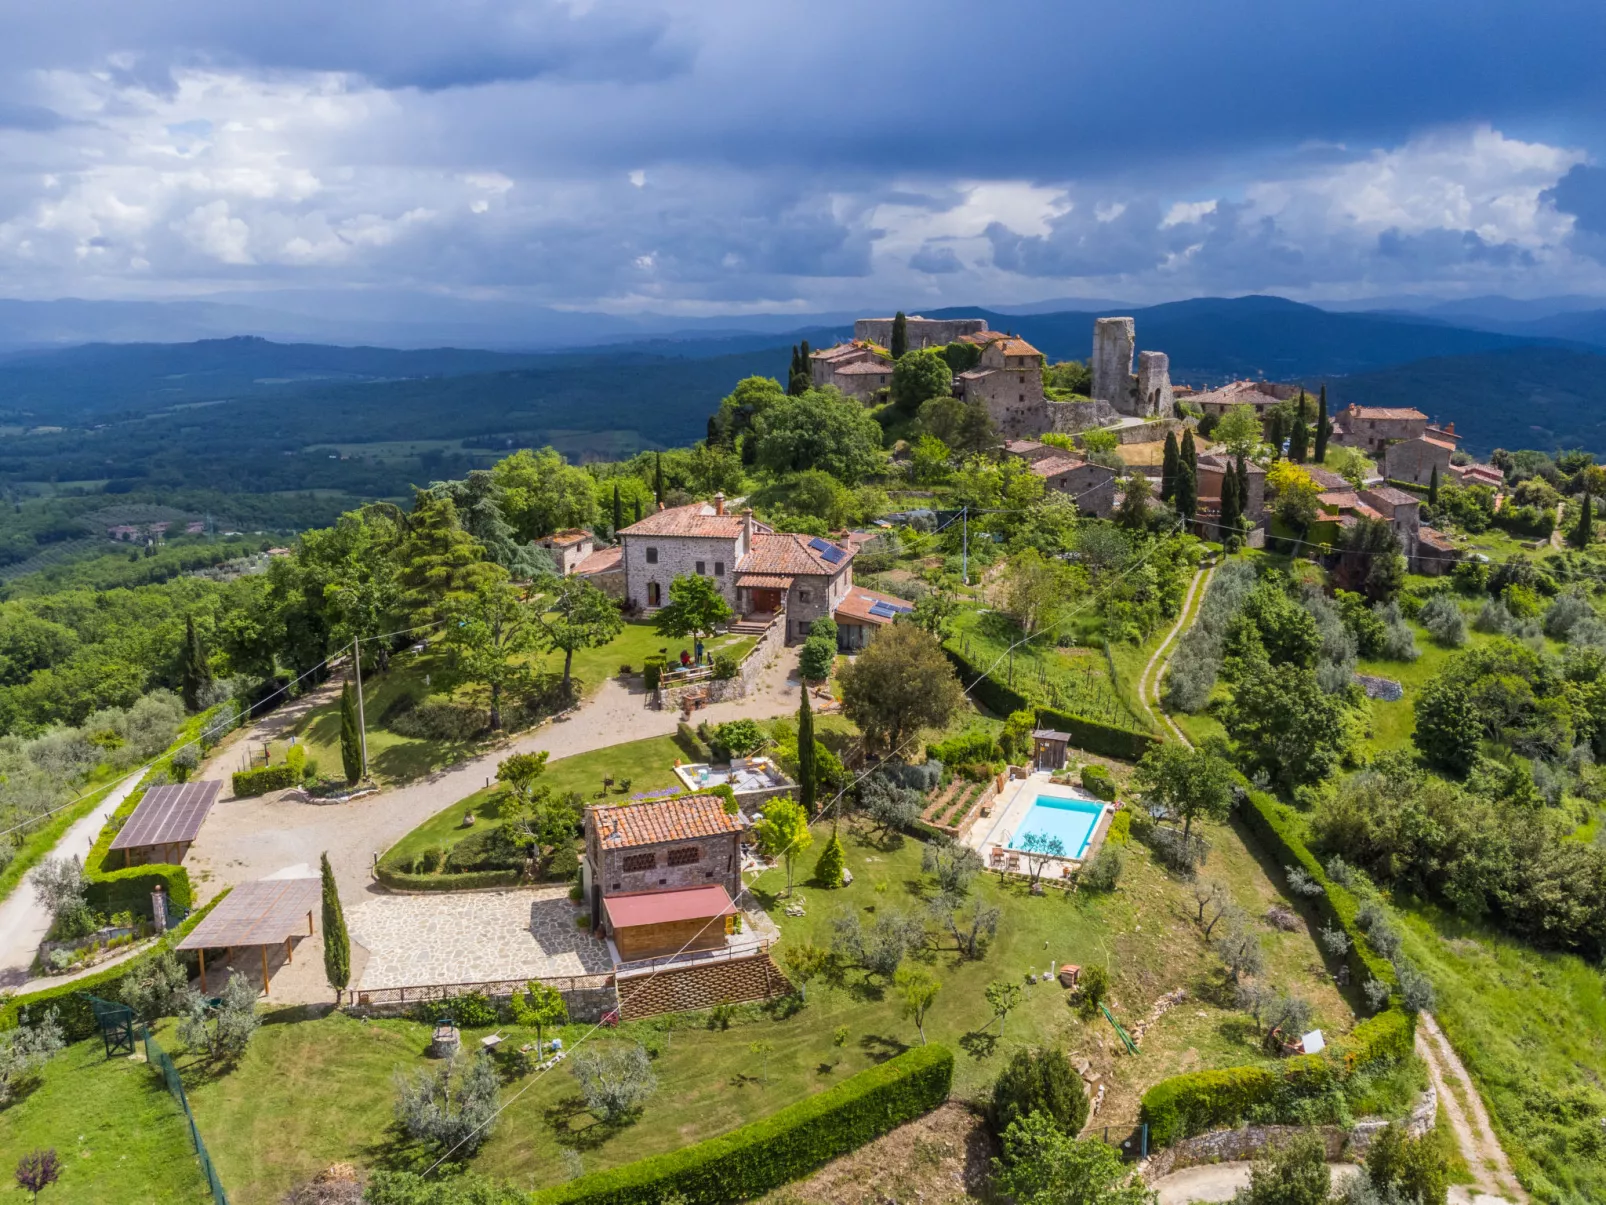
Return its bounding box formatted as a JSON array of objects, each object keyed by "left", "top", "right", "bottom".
[
  {"left": 353, "top": 637, "right": 369, "bottom": 780},
  {"left": 961, "top": 506, "right": 969, "bottom": 586}
]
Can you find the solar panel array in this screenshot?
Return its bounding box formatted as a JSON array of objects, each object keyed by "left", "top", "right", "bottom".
[
  {"left": 807, "top": 537, "right": 846, "bottom": 565},
  {"left": 868, "top": 599, "right": 914, "bottom": 619},
  {"left": 109, "top": 780, "right": 223, "bottom": 851}
]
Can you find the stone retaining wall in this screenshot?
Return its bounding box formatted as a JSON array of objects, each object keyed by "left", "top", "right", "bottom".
[
  {"left": 346, "top": 982, "right": 620, "bottom": 1024},
  {"left": 1136, "top": 1084, "right": 1436, "bottom": 1181},
  {"left": 655, "top": 613, "right": 787, "bottom": 710}
]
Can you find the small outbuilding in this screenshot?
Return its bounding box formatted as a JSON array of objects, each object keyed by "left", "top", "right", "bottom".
[
  {"left": 177, "top": 876, "right": 320, "bottom": 996},
  {"left": 1031, "top": 729, "right": 1072, "bottom": 771},
  {"left": 108, "top": 780, "right": 222, "bottom": 867}
]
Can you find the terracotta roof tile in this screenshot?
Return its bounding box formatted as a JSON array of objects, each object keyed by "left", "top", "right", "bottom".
[
  {"left": 738, "top": 531, "right": 852, "bottom": 576},
  {"left": 1030, "top": 455, "right": 1090, "bottom": 478},
  {"left": 1418, "top": 526, "right": 1457, "bottom": 551},
  {"left": 620, "top": 502, "right": 756, "bottom": 539},
  {"left": 999, "top": 338, "right": 1043, "bottom": 358},
  {"left": 835, "top": 586, "right": 915, "bottom": 626},
  {"left": 833, "top": 361, "right": 895, "bottom": 375},
  {"left": 1363, "top": 485, "right": 1421, "bottom": 508},
  {"left": 543, "top": 528, "right": 591, "bottom": 546},
  {"left": 1348, "top": 406, "right": 1427, "bottom": 421},
  {"left": 575, "top": 546, "right": 622, "bottom": 575},
  {"left": 1306, "top": 467, "right": 1350, "bottom": 490},
  {"left": 589, "top": 795, "right": 747, "bottom": 850}
]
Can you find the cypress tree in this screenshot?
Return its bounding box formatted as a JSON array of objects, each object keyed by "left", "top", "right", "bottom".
[
  {"left": 1220, "top": 467, "right": 1242, "bottom": 540},
  {"left": 1266, "top": 410, "right": 1285, "bottom": 460},
  {"left": 612, "top": 482, "right": 623, "bottom": 532},
  {"left": 800, "top": 338, "right": 811, "bottom": 362},
  {"left": 797, "top": 686, "right": 817, "bottom": 815},
  {"left": 320, "top": 852, "right": 350, "bottom": 1001},
  {"left": 1313, "top": 385, "right": 1329, "bottom": 463},
  {"left": 815, "top": 824, "right": 846, "bottom": 889},
  {"left": 890, "top": 311, "right": 908, "bottom": 359},
  {"left": 1181, "top": 426, "right": 1197, "bottom": 474},
  {"left": 1175, "top": 463, "right": 1197, "bottom": 521},
  {"left": 1574, "top": 493, "right": 1594, "bottom": 548},
  {"left": 1289, "top": 415, "right": 1309, "bottom": 463},
  {"left": 340, "top": 680, "right": 363, "bottom": 785},
  {"left": 179, "top": 615, "right": 212, "bottom": 712},
  {"left": 1160, "top": 431, "right": 1180, "bottom": 502},
  {"left": 1427, "top": 464, "right": 1439, "bottom": 508},
  {"left": 654, "top": 452, "right": 664, "bottom": 505},
  {"left": 1235, "top": 453, "right": 1251, "bottom": 517}
]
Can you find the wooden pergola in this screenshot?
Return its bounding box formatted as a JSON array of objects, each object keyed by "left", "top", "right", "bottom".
[
  {"left": 177, "top": 877, "right": 320, "bottom": 996},
  {"left": 109, "top": 780, "right": 222, "bottom": 868}
]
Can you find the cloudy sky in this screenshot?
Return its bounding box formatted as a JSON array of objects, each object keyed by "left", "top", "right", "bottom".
[{"left": 3, "top": 0, "right": 1606, "bottom": 315}]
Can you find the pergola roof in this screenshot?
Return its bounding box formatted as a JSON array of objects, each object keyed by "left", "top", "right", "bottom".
[
  {"left": 109, "top": 781, "right": 222, "bottom": 851},
  {"left": 177, "top": 878, "right": 320, "bottom": 951}
]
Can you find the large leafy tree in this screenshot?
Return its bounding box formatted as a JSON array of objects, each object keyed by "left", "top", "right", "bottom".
[
  {"left": 1334, "top": 515, "right": 1405, "bottom": 603},
  {"left": 395, "top": 492, "right": 505, "bottom": 626},
  {"left": 890, "top": 348, "right": 952, "bottom": 414},
  {"left": 1214, "top": 404, "right": 1263, "bottom": 458},
  {"left": 991, "top": 1112, "right": 1157, "bottom": 1205},
  {"left": 490, "top": 447, "right": 599, "bottom": 541},
  {"left": 1222, "top": 656, "right": 1355, "bottom": 792},
  {"left": 298, "top": 505, "right": 406, "bottom": 668},
  {"left": 653, "top": 573, "right": 734, "bottom": 643},
  {"left": 753, "top": 388, "right": 885, "bottom": 485},
  {"left": 427, "top": 470, "right": 557, "bottom": 580},
  {"left": 443, "top": 579, "right": 539, "bottom": 730},
  {"left": 1003, "top": 548, "right": 1073, "bottom": 636},
  {"left": 753, "top": 797, "right": 812, "bottom": 896},
  {"left": 839, "top": 622, "right": 966, "bottom": 756},
  {"left": 1133, "top": 743, "right": 1236, "bottom": 840},
  {"left": 1266, "top": 461, "right": 1320, "bottom": 530},
  {"left": 539, "top": 576, "right": 624, "bottom": 693}
]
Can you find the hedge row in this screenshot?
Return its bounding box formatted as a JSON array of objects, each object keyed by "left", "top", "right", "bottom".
[
  {"left": 1141, "top": 1055, "right": 1335, "bottom": 1148},
  {"left": 373, "top": 864, "right": 521, "bottom": 893},
  {"left": 941, "top": 645, "right": 1029, "bottom": 717},
  {"left": 1035, "top": 707, "right": 1163, "bottom": 763},
  {"left": 231, "top": 763, "right": 299, "bottom": 797},
  {"left": 1, "top": 888, "right": 231, "bottom": 1041},
  {"left": 1138, "top": 779, "right": 1415, "bottom": 1148},
  {"left": 531, "top": 1044, "right": 954, "bottom": 1205}
]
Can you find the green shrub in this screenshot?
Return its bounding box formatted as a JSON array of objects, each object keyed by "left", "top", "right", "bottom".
[
  {"left": 411, "top": 991, "right": 500, "bottom": 1028},
  {"left": 388, "top": 698, "right": 486, "bottom": 741},
  {"left": 927, "top": 729, "right": 1000, "bottom": 766},
  {"left": 713, "top": 719, "right": 765, "bottom": 757},
  {"left": 445, "top": 824, "right": 525, "bottom": 873},
  {"left": 711, "top": 653, "right": 739, "bottom": 681},
  {"left": 1080, "top": 764, "right": 1116, "bottom": 801},
  {"left": 675, "top": 722, "right": 711, "bottom": 761},
  {"left": 374, "top": 863, "right": 519, "bottom": 892},
  {"left": 231, "top": 763, "right": 299, "bottom": 797},
  {"left": 0, "top": 889, "right": 231, "bottom": 1041},
  {"left": 989, "top": 1047, "right": 1088, "bottom": 1137},
  {"left": 1141, "top": 1065, "right": 1281, "bottom": 1147},
  {"left": 643, "top": 656, "right": 667, "bottom": 691},
  {"left": 531, "top": 1044, "right": 953, "bottom": 1204},
  {"left": 1036, "top": 706, "right": 1162, "bottom": 762},
  {"left": 84, "top": 864, "right": 193, "bottom": 920}
]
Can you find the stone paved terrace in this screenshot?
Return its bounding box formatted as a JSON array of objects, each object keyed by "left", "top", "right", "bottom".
[{"left": 348, "top": 886, "right": 613, "bottom": 990}]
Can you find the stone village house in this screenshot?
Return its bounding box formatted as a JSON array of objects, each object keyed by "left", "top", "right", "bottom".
[
  {"left": 582, "top": 794, "right": 746, "bottom": 963},
  {"left": 617, "top": 495, "right": 912, "bottom": 646}
]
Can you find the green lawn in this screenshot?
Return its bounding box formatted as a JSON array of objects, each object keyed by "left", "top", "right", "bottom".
[
  {"left": 150, "top": 801, "right": 1374, "bottom": 1201},
  {"left": 293, "top": 623, "right": 756, "bottom": 786},
  {"left": 1399, "top": 904, "right": 1606, "bottom": 1203},
  {"left": 382, "top": 733, "right": 690, "bottom": 867},
  {"left": 0, "top": 1038, "right": 208, "bottom": 1203}
]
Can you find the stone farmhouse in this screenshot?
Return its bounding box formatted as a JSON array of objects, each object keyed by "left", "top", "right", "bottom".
[
  {"left": 1003, "top": 445, "right": 1118, "bottom": 518},
  {"left": 1311, "top": 479, "right": 1457, "bottom": 575},
  {"left": 1190, "top": 379, "right": 1299, "bottom": 418},
  {"left": 1195, "top": 453, "right": 1268, "bottom": 525},
  {"left": 955, "top": 333, "right": 1051, "bottom": 437},
  {"left": 1448, "top": 460, "right": 1504, "bottom": 489},
  {"left": 1091, "top": 317, "right": 1174, "bottom": 418},
  {"left": 617, "top": 494, "right": 911, "bottom": 645},
  {"left": 536, "top": 528, "right": 595, "bottom": 575},
  {"left": 854, "top": 315, "right": 987, "bottom": 348},
  {"left": 1332, "top": 405, "right": 1428, "bottom": 453},
  {"left": 582, "top": 794, "right": 745, "bottom": 963},
  {"left": 1383, "top": 425, "right": 1459, "bottom": 486},
  {"left": 810, "top": 341, "right": 894, "bottom": 402}
]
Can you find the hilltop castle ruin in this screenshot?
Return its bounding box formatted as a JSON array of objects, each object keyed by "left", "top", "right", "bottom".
[{"left": 1091, "top": 317, "right": 1174, "bottom": 418}]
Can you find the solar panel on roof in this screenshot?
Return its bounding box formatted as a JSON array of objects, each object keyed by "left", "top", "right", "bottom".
[
  {"left": 808, "top": 536, "right": 846, "bottom": 564},
  {"left": 869, "top": 600, "right": 912, "bottom": 619}
]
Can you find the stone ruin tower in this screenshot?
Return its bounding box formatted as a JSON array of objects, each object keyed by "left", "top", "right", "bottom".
[{"left": 1091, "top": 317, "right": 1174, "bottom": 418}]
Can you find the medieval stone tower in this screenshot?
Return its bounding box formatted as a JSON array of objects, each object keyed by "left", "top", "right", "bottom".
[{"left": 1091, "top": 317, "right": 1174, "bottom": 418}]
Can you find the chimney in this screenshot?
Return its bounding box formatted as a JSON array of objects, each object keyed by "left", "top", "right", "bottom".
[
  {"left": 743, "top": 508, "right": 755, "bottom": 546},
  {"left": 714, "top": 492, "right": 725, "bottom": 516},
  {"left": 1445, "top": 421, "right": 1455, "bottom": 435}
]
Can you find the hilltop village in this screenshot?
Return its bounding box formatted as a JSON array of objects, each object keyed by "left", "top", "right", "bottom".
[{"left": 2, "top": 306, "right": 1601, "bottom": 1205}]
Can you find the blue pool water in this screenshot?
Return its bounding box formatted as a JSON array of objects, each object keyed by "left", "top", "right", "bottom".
[{"left": 1012, "top": 794, "right": 1105, "bottom": 858}]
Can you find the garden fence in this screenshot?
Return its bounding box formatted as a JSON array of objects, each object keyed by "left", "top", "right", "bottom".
[{"left": 142, "top": 1029, "right": 230, "bottom": 1205}]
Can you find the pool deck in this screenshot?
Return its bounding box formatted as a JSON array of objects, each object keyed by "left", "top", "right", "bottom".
[{"left": 963, "top": 771, "right": 1114, "bottom": 881}]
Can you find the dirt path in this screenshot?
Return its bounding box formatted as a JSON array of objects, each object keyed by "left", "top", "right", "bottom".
[
  {"left": 1150, "top": 1161, "right": 1361, "bottom": 1203},
  {"left": 1136, "top": 561, "right": 1213, "bottom": 747},
  {"left": 1416, "top": 1012, "right": 1526, "bottom": 1202}
]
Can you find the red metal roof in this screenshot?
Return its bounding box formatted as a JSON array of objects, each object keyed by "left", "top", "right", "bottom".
[{"left": 604, "top": 884, "right": 737, "bottom": 929}]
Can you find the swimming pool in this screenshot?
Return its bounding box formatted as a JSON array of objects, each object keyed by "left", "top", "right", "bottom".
[{"left": 1008, "top": 793, "right": 1106, "bottom": 859}]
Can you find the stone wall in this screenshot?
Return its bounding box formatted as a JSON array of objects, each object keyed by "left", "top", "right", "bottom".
[
  {"left": 655, "top": 607, "right": 787, "bottom": 710},
  {"left": 854, "top": 316, "right": 987, "bottom": 348},
  {"left": 594, "top": 829, "right": 743, "bottom": 899},
  {"left": 1091, "top": 316, "right": 1174, "bottom": 418},
  {"left": 1040, "top": 397, "right": 1123, "bottom": 434},
  {"left": 347, "top": 981, "right": 620, "bottom": 1024},
  {"left": 621, "top": 531, "right": 746, "bottom": 612},
  {"left": 1136, "top": 1086, "right": 1436, "bottom": 1182}
]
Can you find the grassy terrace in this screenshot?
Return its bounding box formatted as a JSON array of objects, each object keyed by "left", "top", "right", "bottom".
[
  {"left": 292, "top": 621, "right": 755, "bottom": 785},
  {"left": 194, "top": 809, "right": 1363, "bottom": 1202},
  {"left": 0, "top": 1038, "right": 207, "bottom": 1203}
]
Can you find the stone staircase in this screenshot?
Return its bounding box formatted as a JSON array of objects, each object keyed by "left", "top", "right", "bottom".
[
  {"left": 615, "top": 952, "right": 793, "bottom": 1020},
  {"left": 729, "top": 611, "right": 780, "bottom": 636}
]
